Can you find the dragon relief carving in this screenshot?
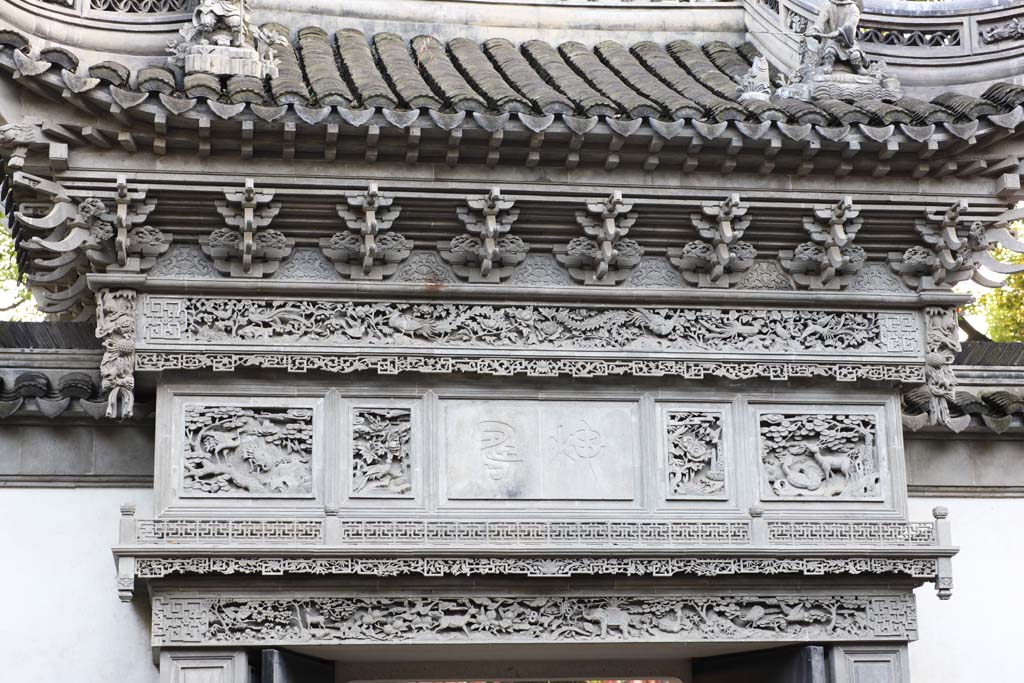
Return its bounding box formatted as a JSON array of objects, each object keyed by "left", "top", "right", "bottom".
[
  {"left": 201, "top": 179, "right": 289, "bottom": 277},
  {"left": 13, "top": 173, "right": 165, "bottom": 317},
  {"left": 440, "top": 188, "right": 527, "bottom": 283},
  {"left": 902, "top": 306, "right": 971, "bottom": 433},
  {"left": 781, "top": 197, "right": 865, "bottom": 290},
  {"left": 890, "top": 200, "right": 1024, "bottom": 290},
  {"left": 321, "top": 184, "right": 411, "bottom": 280},
  {"left": 666, "top": 412, "right": 727, "bottom": 498},
  {"left": 153, "top": 594, "right": 914, "bottom": 644},
  {"left": 669, "top": 194, "right": 756, "bottom": 288},
  {"left": 95, "top": 289, "right": 137, "bottom": 419},
  {"left": 351, "top": 408, "right": 413, "bottom": 497},
  {"left": 554, "top": 192, "right": 643, "bottom": 285},
  {"left": 760, "top": 413, "right": 881, "bottom": 499},
  {"left": 162, "top": 298, "right": 907, "bottom": 356},
  {"left": 182, "top": 405, "right": 314, "bottom": 496}
]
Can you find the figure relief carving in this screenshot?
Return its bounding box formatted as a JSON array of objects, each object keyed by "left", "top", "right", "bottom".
[
  {"left": 321, "top": 185, "right": 411, "bottom": 280},
  {"left": 440, "top": 188, "right": 528, "bottom": 283},
  {"left": 760, "top": 413, "right": 881, "bottom": 499},
  {"left": 201, "top": 179, "right": 289, "bottom": 277},
  {"left": 351, "top": 408, "right": 413, "bottom": 497},
  {"left": 669, "top": 194, "right": 756, "bottom": 288},
  {"left": 152, "top": 593, "right": 915, "bottom": 645},
  {"left": 95, "top": 289, "right": 137, "bottom": 419},
  {"left": 14, "top": 173, "right": 165, "bottom": 316},
  {"left": 182, "top": 405, "right": 314, "bottom": 496},
  {"left": 778, "top": 0, "right": 902, "bottom": 102},
  {"left": 554, "top": 192, "right": 643, "bottom": 285},
  {"left": 981, "top": 17, "right": 1024, "bottom": 44},
  {"left": 890, "top": 200, "right": 1024, "bottom": 290},
  {"left": 666, "top": 412, "right": 726, "bottom": 498},
  {"left": 781, "top": 197, "right": 865, "bottom": 290}
]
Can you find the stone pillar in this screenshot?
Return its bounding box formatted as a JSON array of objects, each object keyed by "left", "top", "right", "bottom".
[
  {"left": 159, "top": 650, "right": 249, "bottom": 683},
  {"left": 828, "top": 646, "right": 910, "bottom": 683}
]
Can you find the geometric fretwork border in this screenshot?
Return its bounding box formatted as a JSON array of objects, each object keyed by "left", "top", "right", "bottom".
[
  {"left": 151, "top": 591, "right": 918, "bottom": 645},
  {"left": 135, "top": 555, "right": 939, "bottom": 580}
]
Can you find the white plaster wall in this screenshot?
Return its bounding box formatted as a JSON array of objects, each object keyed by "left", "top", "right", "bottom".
[
  {"left": 0, "top": 488, "right": 158, "bottom": 683},
  {"left": 909, "top": 496, "right": 1024, "bottom": 683}
]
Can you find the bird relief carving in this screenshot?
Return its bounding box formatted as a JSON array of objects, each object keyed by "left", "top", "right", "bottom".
[
  {"left": 321, "top": 184, "right": 411, "bottom": 280},
  {"left": 669, "top": 194, "right": 756, "bottom": 288},
  {"left": 440, "top": 188, "right": 528, "bottom": 283},
  {"left": 350, "top": 408, "right": 413, "bottom": 497},
  {"left": 555, "top": 191, "right": 643, "bottom": 285},
  {"left": 781, "top": 197, "right": 865, "bottom": 290},
  {"left": 890, "top": 200, "right": 1024, "bottom": 290},
  {"left": 181, "top": 405, "right": 314, "bottom": 496},
  {"left": 760, "top": 413, "right": 881, "bottom": 499}
]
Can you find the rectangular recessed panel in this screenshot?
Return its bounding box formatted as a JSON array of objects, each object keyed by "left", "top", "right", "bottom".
[{"left": 443, "top": 399, "right": 639, "bottom": 500}]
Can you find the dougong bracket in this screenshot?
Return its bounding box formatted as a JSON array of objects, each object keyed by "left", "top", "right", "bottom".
[
  {"left": 322, "top": 183, "right": 410, "bottom": 280},
  {"left": 669, "top": 193, "right": 755, "bottom": 288},
  {"left": 781, "top": 196, "right": 865, "bottom": 290},
  {"left": 440, "top": 187, "right": 527, "bottom": 283},
  {"left": 203, "top": 178, "right": 289, "bottom": 277},
  {"left": 555, "top": 191, "right": 643, "bottom": 285}
]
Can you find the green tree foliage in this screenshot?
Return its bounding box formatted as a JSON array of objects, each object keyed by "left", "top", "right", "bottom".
[
  {"left": 0, "top": 211, "right": 43, "bottom": 321},
  {"left": 967, "top": 246, "right": 1024, "bottom": 341}
]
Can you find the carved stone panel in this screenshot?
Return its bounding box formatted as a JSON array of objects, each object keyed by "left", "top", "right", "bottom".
[
  {"left": 442, "top": 399, "right": 639, "bottom": 501},
  {"left": 758, "top": 411, "right": 883, "bottom": 501},
  {"left": 180, "top": 404, "right": 315, "bottom": 498},
  {"left": 350, "top": 407, "right": 413, "bottom": 498},
  {"left": 151, "top": 591, "right": 918, "bottom": 646},
  {"left": 664, "top": 409, "right": 728, "bottom": 500}
]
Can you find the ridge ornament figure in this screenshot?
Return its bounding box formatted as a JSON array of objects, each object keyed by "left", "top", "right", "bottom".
[{"left": 807, "top": 0, "right": 867, "bottom": 74}]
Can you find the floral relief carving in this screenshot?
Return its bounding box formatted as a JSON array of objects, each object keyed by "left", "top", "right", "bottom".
[
  {"left": 153, "top": 298, "right": 914, "bottom": 356},
  {"left": 351, "top": 408, "right": 413, "bottom": 497},
  {"left": 182, "top": 405, "right": 314, "bottom": 496},
  {"left": 666, "top": 412, "right": 726, "bottom": 498},
  {"left": 152, "top": 594, "right": 915, "bottom": 645},
  {"left": 760, "top": 413, "right": 881, "bottom": 499}
]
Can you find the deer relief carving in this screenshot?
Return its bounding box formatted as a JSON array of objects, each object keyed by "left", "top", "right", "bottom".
[
  {"left": 760, "top": 413, "right": 881, "bottom": 499},
  {"left": 890, "top": 200, "right": 1024, "bottom": 290},
  {"left": 440, "top": 188, "right": 528, "bottom": 283},
  {"left": 669, "top": 194, "right": 756, "bottom": 288},
  {"left": 555, "top": 191, "right": 643, "bottom": 285},
  {"left": 781, "top": 197, "right": 865, "bottom": 290},
  {"left": 202, "top": 179, "right": 288, "bottom": 277},
  {"left": 322, "top": 184, "right": 411, "bottom": 280}
]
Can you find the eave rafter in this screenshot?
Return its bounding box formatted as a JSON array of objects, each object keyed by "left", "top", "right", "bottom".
[{"left": 2, "top": 46, "right": 1024, "bottom": 181}]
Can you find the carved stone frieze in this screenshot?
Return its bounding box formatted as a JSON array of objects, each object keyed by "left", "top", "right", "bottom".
[
  {"left": 781, "top": 197, "right": 865, "bottom": 290},
  {"left": 351, "top": 408, "right": 412, "bottom": 497},
  {"left": 554, "top": 192, "right": 643, "bottom": 285},
  {"left": 666, "top": 411, "right": 726, "bottom": 498},
  {"left": 181, "top": 405, "right": 314, "bottom": 496},
  {"left": 132, "top": 555, "right": 940, "bottom": 581},
  {"left": 759, "top": 413, "right": 881, "bottom": 499},
  {"left": 440, "top": 188, "right": 527, "bottom": 283},
  {"left": 201, "top": 179, "right": 288, "bottom": 277},
  {"left": 137, "top": 353, "right": 925, "bottom": 384},
  {"left": 981, "top": 17, "right": 1024, "bottom": 44},
  {"left": 151, "top": 592, "right": 917, "bottom": 645},
  {"left": 322, "top": 185, "right": 410, "bottom": 280},
  {"left": 668, "top": 194, "right": 756, "bottom": 288},
  {"left": 95, "top": 288, "right": 137, "bottom": 419},
  {"left": 141, "top": 297, "right": 922, "bottom": 358}
]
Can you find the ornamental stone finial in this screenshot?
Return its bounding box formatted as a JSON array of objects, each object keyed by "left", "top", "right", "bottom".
[
  {"left": 778, "top": 0, "right": 902, "bottom": 102},
  {"left": 168, "top": 0, "right": 284, "bottom": 80}
]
